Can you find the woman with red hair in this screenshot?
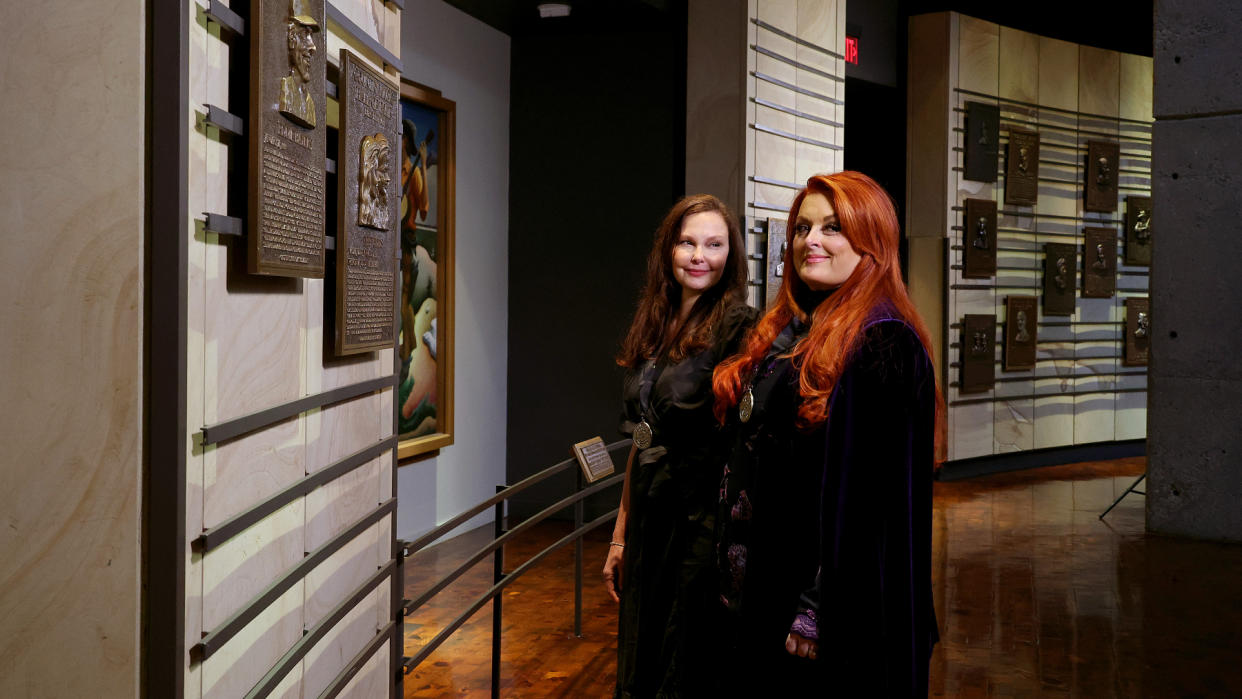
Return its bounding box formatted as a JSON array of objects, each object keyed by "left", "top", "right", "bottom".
[
  {"left": 713, "top": 171, "right": 943, "bottom": 695},
  {"left": 604, "top": 194, "right": 756, "bottom": 698}
]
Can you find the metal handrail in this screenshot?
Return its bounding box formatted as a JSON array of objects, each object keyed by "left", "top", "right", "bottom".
[{"left": 399, "top": 438, "right": 632, "bottom": 697}]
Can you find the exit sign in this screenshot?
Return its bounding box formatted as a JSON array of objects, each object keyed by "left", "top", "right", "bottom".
[{"left": 845, "top": 35, "right": 858, "bottom": 64}]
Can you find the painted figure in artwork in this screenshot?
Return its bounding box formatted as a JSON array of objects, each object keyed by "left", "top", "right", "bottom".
[
  {"left": 358, "top": 133, "right": 392, "bottom": 230},
  {"left": 279, "top": 0, "right": 319, "bottom": 128}
]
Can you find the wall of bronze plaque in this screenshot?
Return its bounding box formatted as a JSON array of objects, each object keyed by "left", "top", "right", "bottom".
[
  {"left": 1004, "top": 127, "right": 1039, "bottom": 206},
  {"left": 1124, "top": 195, "right": 1152, "bottom": 266},
  {"left": 1003, "top": 296, "right": 1038, "bottom": 371},
  {"left": 962, "top": 198, "right": 997, "bottom": 278},
  {"left": 1124, "top": 297, "right": 1151, "bottom": 366},
  {"left": 1084, "top": 140, "right": 1120, "bottom": 212},
  {"left": 248, "top": 0, "right": 328, "bottom": 277},
  {"left": 1042, "top": 242, "right": 1077, "bottom": 316},
  {"left": 1082, "top": 227, "right": 1117, "bottom": 298},
  {"left": 765, "top": 217, "right": 787, "bottom": 308},
  {"left": 964, "top": 102, "right": 1000, "bottom": 182},
  {"left": 335, "top": 50, "right": 401, "bottom": 355},
  {"left": 960, "top": 314, "right": 997, "bottom": 393}
]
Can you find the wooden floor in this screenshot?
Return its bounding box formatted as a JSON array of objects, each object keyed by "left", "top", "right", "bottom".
[{"left": 402, "top": 457, "right": 1242, "bottom": 697}]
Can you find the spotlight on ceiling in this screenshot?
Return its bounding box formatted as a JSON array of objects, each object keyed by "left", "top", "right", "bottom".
[{"left": 537, "top": 3, "right": 571, "bottom": 18}]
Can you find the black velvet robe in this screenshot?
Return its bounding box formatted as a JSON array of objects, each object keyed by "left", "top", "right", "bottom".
[
  {"left": 718, "top": 309, "right": 938, "bottom": 697},
  {"left": 616, "top": 303, "right": 757, "bottom": 699}
]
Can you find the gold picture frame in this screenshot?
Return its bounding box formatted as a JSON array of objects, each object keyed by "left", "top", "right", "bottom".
[{"left": 396, "top": 80, "right": 455, "bottom": 459}]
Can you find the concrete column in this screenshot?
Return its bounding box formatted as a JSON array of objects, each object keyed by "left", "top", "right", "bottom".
[{"left": 1147, "top": 0, "right": 1242, "bottom": 541}]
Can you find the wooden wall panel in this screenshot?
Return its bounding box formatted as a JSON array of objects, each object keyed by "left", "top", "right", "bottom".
[
  {"left": 0, "top": 1, "right": 145, "bottom": 695},
  {"left": 182, "top": 3, "right": 403, "bottom": 695},
  {"left": 746, "top": 0, "right": 846, "bottom": 306}
]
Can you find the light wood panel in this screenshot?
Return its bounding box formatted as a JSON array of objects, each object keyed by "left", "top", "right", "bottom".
[{"left": 0, "top": 1, "right": 145, "bottom": 696}]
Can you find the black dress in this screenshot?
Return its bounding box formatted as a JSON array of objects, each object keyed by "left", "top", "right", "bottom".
[
  {"left": 616, "top": 303, "right": 756, "bottom": 699},
  {"left": 717, "top": 307, "right": 939, "bottom": 697}
]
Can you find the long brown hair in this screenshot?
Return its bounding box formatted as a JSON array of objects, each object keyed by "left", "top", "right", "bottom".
[
  {"left": 712, "top": 172, "right": 945, "bottom": 459},
  {"left": 617, "top": 194, "right": 747, "bottom": 367}
]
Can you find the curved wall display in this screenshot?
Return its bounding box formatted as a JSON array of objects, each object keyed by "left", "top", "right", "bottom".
[{"left": 906, "top": 12, "right": 1152, "bottom": 461}]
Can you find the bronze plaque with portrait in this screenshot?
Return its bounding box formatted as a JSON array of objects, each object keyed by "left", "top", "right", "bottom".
[
  {"left": 1124, "top": 195, "right": 1152, "bottom": 266},
  {"left": 964, "top": 102, "right": 1000, "bottom": 183},
  {"left": 249, "top": 0, "right": 327, "bottom": 277},
  {"left": 1124, "top": 297, "right": 1151, "bottom": 367},
  {"left": 962, "top": 198, "right": 997, "bottom": 279},
  {"left": 1003, "top": 296, "right": 1038, "bottom": 371},
  {"left": 961, "top": 314, "right": 996, "bottom": 394},
  {"left": 1004, "top": 127, "right": 1039, "bottom": 206},
  {"left": 1084, "top": 140, "right": 1120, "bottom": 213},
  {"left": 1042, "top": 243, "right": 1077, "bottom": 316},
  {"left": 1082, "top": 227, "right": 1117, "bottom": 298},
  {"left": 335, "top": 50, "right": 401, "bottom": 354},
  {"left": 766, "top": 217, "right": 787, "bottom": 309}
]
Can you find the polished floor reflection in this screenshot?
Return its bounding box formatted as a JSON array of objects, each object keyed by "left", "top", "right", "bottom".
[{"left": 403, "top": 457, "right": 1242, "bottom": 697}]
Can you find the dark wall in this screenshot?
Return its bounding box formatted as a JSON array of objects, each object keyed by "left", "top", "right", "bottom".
[{"left": 506, "top": 12, "right": 684, "bottom": 520}]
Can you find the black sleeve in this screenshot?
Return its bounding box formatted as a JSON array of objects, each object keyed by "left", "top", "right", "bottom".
[
  {"left": 712, "top": 302, "right": 759, "bottom": 360},
  {"left": 815, "top": 320, "right": 938, "bottom": 696}
]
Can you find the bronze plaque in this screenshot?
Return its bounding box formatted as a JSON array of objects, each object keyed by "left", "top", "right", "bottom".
[
  {"left": 1124, "top": 297, "right": 1151, "bottom": 367},
  {"left": 1004, "top": 127, "right": 1039, "bottom": 206},
  {"left": 1082, "top": 227, "right": 1117, "bottom": 298},
  {"left": 960, "top": 314, "right": 996, "bottom": 394},
  {"left": 962, "top": 198, "right": 997, "bottom": 279},
  {"left": 766, "top": 217, "right": 787, "bottom": 308},
  {"left": 248, "top": 0, "right": 327, "bottom": 277},
  {"left": 964, "top": 102, "right": 1000, "bottom": 182},
  {"left": 1084, "top": 140, "right": 1120, "bottom": 212},
  {"left": 572, "top": 437, "right": 617, "bottom": 483},
  {"left": 335, "top": 50, "right": 401, "bottom": 355},
  {"left": 1042, "top": 243, "right": 1077, "bottom": 316},
  {"left": 1124, "top": 195, "right": 1152, "bottom": 266},
  {"left": 1003, "top": 296, "right": 1038, "bottom": 371}
]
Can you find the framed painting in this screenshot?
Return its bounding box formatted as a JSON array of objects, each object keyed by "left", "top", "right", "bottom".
[{"left": 397, "top": 80, "right": 455, "bottom": 459}]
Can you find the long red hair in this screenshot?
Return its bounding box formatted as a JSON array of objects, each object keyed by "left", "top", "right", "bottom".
[
  {"left": 712, "top": 171, "right": 945, "bottom": 460},
  {"left": 617, "top": 194, "right": 748, "bottom": 367}
]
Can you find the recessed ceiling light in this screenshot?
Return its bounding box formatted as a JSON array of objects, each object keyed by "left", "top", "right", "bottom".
[{"left": 537, "top": 3, "right": 571, "bottom": 18}]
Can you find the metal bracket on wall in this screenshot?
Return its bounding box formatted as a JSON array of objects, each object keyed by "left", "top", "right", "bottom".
[
  {"left": 203, "top": 104, "right": 244, "bottom": 137},
  {"left": 203, "top": 213, "right": 243, "bottom": 236},
  {"left": 203, "top": 0, "right": 245, "bottom": 36}
]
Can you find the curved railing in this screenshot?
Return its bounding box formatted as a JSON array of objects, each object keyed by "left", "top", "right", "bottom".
[{"left": 399, "top": 438, "right": 631, "bottom": 696}]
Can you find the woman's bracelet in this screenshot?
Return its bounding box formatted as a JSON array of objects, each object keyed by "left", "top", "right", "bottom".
[{"left": 609, "top": 541, "right": 625, "bottom": 548}]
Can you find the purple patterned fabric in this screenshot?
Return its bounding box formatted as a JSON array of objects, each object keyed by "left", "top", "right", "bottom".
[{"left": 790, "top": 608, "right": 818, "bottom": 641}]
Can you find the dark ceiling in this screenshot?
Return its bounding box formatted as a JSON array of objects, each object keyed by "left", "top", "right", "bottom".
[
  {"left": 440, "top": 0, "right": 674, "bottom": 36},
  {"left": 442, "top": 0, "right": 1151, "bottom": 57}
]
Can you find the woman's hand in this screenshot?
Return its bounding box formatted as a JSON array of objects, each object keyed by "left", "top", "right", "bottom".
[
  {"left": 602, "top": 544, "right": 624, "bottom": 603},
  {"left": 785, "top": 632, "right": 817, "bottom": 659}
]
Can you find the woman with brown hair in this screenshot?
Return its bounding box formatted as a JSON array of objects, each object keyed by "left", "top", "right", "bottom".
[
  {"left": 604, "top": 194, "right": 755, "bottom": 698},
  {"left": 712, "top": 172, "right": 943, "bottom": 695}
]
